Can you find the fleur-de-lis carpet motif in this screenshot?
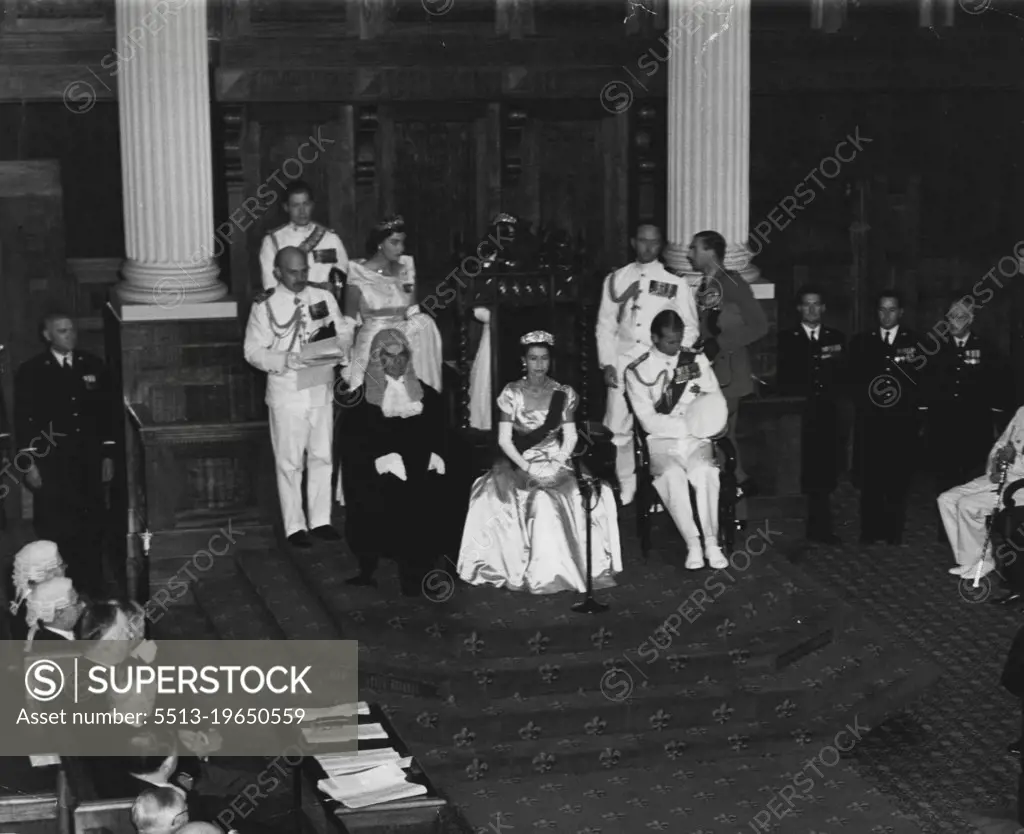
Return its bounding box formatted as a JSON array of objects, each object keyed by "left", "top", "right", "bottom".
[{"left": 155, "top": 479, "right": 1024, "bottom": 832}]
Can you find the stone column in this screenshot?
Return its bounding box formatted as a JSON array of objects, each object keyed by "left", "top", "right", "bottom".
[
  {"left": 661, "top": 0, "right": 761, "bottom": 288},
  {"left": 115, "top": 0, "right": 227, "bottom": 306}
]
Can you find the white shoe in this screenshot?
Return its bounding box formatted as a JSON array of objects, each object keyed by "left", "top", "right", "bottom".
[
  {"left": 685, "top": 541, "right": 704, "bottom": 570},
  {"left": 705, "top": 544, "right": 729, "bottom": 570}
]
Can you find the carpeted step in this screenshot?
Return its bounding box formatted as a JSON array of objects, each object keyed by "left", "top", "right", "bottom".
[
  {"left": 294, "top": 556, "right": 811, "bottom": 664},
  {"left": 234, "top": 545, "right": 343, "bottom": 640},
  {"left": 390, "top": 674, "right": 860, "bottom": 750},
  {"left": 191, "top": 569, "right": 285, "bottom": 640},
  {"left": 440, "top": 755, "right": 924, "bottom": 834}
]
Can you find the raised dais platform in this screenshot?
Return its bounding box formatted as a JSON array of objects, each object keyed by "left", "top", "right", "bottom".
[{"left": 151, "top": 504, "right": 943, "bottom": 833}]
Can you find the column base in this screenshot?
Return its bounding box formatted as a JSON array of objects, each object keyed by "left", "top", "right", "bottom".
[{"left": 117, "top": 259, "right": 227, "bottom": 306}]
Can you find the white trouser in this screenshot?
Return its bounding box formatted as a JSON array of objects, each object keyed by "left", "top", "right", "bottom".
[
  {"left": 269, "top": 403, "right": 333, "bottom": 537},
  {"left": 603, "top": 346, "right": 646, "bottom": 500},
  {"left": 649, "top": 435, "right": 719, "bottom": 544},
  {"left": 938, "top": 475, "right": 998, "bottom": 567}
]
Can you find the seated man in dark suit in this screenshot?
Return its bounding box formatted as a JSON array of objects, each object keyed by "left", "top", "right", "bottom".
[{"left": 340, "top": 329, "right": 448, "bottom": 596}]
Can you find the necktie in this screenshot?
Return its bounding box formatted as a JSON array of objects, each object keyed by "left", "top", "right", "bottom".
[{"left": 884, "top": 331, "right": 892, "bottom": 345}]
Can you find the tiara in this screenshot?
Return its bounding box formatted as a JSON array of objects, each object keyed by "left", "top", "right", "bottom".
[
  {"left": 520, "top": 330, "right": 554, "bottom": 347},
  {"left": 492, "top": 212, "right": 518, "bottom": 225},
  {"left": 374, "top": 215, "right": 405, "bottom": 233}
]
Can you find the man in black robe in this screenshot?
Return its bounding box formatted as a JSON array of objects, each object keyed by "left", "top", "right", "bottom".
[{"left": 340, "top": 329, "right": 448, "bottom": 597}]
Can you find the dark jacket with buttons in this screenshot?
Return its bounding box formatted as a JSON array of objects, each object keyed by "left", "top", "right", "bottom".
[
  {"left": 14, "top": 350, "right": 116, "bottom": 465},
  {"left": 924, "top": 332, "right": 1007, "bottom": 478},
  {"left": 778, "top": 325, "right": 846, "bottom": 492}
]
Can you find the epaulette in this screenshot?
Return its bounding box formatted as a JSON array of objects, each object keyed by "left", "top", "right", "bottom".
[
  {"left": 626, "top": 352, "right": 650, "bottom": 373},
  {"left": 253, "top": 287, "right": 275, "bottom": 304}
]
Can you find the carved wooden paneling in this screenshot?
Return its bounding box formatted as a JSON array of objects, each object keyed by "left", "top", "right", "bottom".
[
  {"left": 326, "top": 105, "right": 356, "bottom": 266},
  {"left": 391, "top": 112, "right": 477, "bottom": 303},
  {"left": 499, "top": 105, "right": 539, "bottom": 221},
  {"left": 476, "top": 102, "right": 502, "bottom": 238},
  {"left": 495, "top": 0, "right": 535, "bottom": 38},
  {"left": 536, "top": 119, "right": 606, "bottom": 270},
  {"left": 631, "top": 102, "right": 664, "bottom": 234},
  {"left": 354, "top": 106, "right": 379, "bottom": 186},
  {"left": 603, "top": 111, "right": 630, "bottom": 274},
  {"left": 3, "top": 0, "right": 112, "bottom": 32},
  {"left": 250, "top": 0, "right": 347, "bottom": 24}
]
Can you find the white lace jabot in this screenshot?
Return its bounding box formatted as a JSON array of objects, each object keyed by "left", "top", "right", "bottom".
[{"left": 382, "top": 376, "right": 424, "bottom": 418}]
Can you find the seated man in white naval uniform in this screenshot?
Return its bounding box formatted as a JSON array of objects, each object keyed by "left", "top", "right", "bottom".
[
  {"left": 941, "top": 404, "right": 1024, "bottom": 581},
  {"left": 259, "top": 180, "right": 349, "bottom": 291},
  {"left": 625, "top": 310, "right": 729, "bottom": 571},
  {"left": 596, "top": 222, "right": 700, "bottom": 505},
  {"left": 245, "top": 247, "right": 354, "bottom": 548}
]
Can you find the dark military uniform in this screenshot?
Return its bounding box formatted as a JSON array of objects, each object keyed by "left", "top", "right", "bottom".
[
  {"left": 924, "top": 332, "right": 1007, "bottom": 494},
  {"left": 849, "top": 327, "right": 923, "bottom": 544},
  {"left": 778, "top": 324, "right": 846, "bottom": 541},
  {"left": 14, "top": 350, "right": 116, "bottom": 594}
]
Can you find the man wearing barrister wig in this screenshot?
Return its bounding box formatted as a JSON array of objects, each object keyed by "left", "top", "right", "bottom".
[
  {"left": 597, "top": 223, "right": 701, "bottom": 505},
  {"left": 23, "top": 575, "right": 82, "bottom": 649},
  {"left": 245, "top": 247, "right": 354, "bottom": 549},
  {"left": 940, "top": 405, "right": 1024, "bottom": 583},
  {"left": 259, "top": 181, "right": 349, "bottom": 292},
  {"left": 8, "top": 539, "right": 65, "bottom": 640},
  {"left": 625, "top": 310, "right": 729, "bottom": 570},
  {"left": 339, "top": 329, "right": 447, "bottom": 596}
]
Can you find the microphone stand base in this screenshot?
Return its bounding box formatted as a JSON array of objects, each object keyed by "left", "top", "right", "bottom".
[{"left": 572, "top": 596, "right": 610, "bottom": 614}]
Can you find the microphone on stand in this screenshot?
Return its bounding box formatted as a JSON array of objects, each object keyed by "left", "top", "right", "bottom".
[{"left": 571, "top": 445, "right": 609, "bottom": 615}]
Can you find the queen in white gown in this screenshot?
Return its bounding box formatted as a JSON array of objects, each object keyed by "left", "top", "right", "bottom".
[
  {"left": 342, "top": 215, "right": 443, "bottom": 392},
  {"left": 457, "top": 330, "right": 622, "bottom": 594}
]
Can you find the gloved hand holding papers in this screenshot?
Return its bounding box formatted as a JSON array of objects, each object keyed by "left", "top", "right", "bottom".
[{"left": 297, "top": 340, "right": 347, "bottom": 390}]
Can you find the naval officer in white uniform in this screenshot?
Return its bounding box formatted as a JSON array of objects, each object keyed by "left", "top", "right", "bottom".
[
  {"left": 625, "top": 310, "right": 729, "bottom": 571},
  {"left": 245, "top": 247, "right": 354, "bottom": 548},
  {"left": 259, "top": 181, "right": 349, "bottom": 291},
  {"left": 596, "top": 223, "right": 700, "bottom": 504}
]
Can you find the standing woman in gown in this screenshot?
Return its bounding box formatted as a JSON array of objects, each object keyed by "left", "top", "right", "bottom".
[
  {"left": 342, "top": 215, "right": 444, "bottom": 393},
  {"left": 457, "top": 331, "right": 622, "bottom": 594}
]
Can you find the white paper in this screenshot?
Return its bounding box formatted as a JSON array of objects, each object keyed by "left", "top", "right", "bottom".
[
  {"left": 302, "top": 722, "right": 388, "bottom": 745},
  {"left": 334, "top": 782, "right": 427, "bottom": 809},
  {"left": 303, "top": 702, "right": 370, "bottom": 721},
  {"left": 316, "top": 762, "right": 425, "bottom": 808}
]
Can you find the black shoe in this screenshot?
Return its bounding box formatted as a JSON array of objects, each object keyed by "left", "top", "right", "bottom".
[
  {"left": 287, "top": 531, "right": 312, "bottom": 548},
  {"left": 345, "top": 574, "right": 378, "bottom": 588},
  {"left": 1009, "top": 738, "right": 1023, "bottom": 756},
  {"left": 991, "top": 592, "right": 1024, "bottom": 607},
  {"left": 885, "top": 536, "right": 903, "bottom": 546},
  {"left": 310, "top": 525, "right": 341, "bottom": 541},
  {"left": 809, "top": 533, "right": 841, "bottom": 545},
  {"left": 860, "top": 535, "right": 882, "bottom": 545}
]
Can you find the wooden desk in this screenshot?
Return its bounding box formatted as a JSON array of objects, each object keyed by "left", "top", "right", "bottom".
[
  {"left": 298, "top": 705, "right": 445, "bottom": 834},
  {"left": 0, "top": 756, "right": 70, "bottom": 834}
]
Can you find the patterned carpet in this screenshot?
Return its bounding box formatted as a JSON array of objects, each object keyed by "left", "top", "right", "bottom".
[
  {"left": 784, "top": 476, "right": 1024, "bottom": 834},
  {"left": 143, "top": 469, "right": 1024, "bottom": 833}
]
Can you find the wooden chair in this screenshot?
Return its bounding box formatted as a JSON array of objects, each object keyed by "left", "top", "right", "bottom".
[{"left": 630, "top": 406, "right": 740, "bottom": 562}]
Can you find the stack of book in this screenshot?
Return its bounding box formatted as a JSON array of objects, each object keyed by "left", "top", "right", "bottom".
[{"left": 302, "top": 702, "right": 428, "bottom": 810}]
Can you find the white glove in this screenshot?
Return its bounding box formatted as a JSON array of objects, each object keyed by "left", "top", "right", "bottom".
[
  {"left": 428, "top": 453, "right": 446, "bottom": 475},
  {"left": 405, "top": 304, "right": 421, "bottom": 319},
  {"left": 375, "top": 453, "right": 407, "bottom": 481}
]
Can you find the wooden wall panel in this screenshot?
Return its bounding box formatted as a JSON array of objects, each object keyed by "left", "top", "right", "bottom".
[{"left": 391, "top": 111, "right": 479, "bottom": 359}]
